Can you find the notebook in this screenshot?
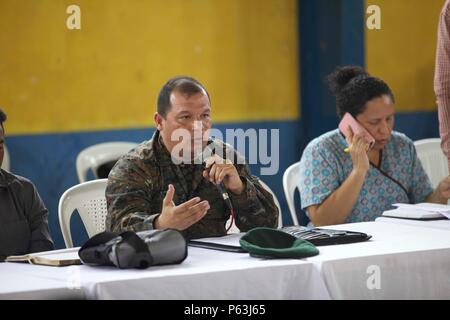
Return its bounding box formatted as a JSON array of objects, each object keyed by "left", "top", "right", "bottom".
[
  {"left": 188, "top": 234, "right": 246, "bottom": 253},
  {"left": 5, "top": 248, "right": 82, "bottom": 266}
]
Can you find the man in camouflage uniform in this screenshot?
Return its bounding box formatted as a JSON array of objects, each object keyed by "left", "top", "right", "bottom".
[{"left": 105, "top": 76, "right": 278, "bottom": 240}]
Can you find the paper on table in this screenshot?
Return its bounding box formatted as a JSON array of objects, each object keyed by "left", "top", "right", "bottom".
[
  {"left": 393, "top": 203, "right": 450, "bottom": 219},
  {"left": 192, "top": 234, "right": 243, "bottom": 246},
  {"left": 382, "top": 208, "right": 443, "bottom": 220}
]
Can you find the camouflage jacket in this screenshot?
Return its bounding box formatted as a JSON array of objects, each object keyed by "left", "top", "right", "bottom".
[{"left": 105, "top": 130, "right": 278, "bottom": 240}]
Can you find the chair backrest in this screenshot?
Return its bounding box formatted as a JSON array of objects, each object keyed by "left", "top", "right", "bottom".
[
  {"left": 226, "top": 178, "right": 283, "bottom": 233},
  {"left": 76, "top": 141, "right": 139, "bottom": 183},
  {"left": 58, "top": 179, "right": 108, "bottom": 248},
  {"left": 258, "top": 179, "right": 283, "bottom": 229},
  {"left": 1, "top": 144, "right": 9, "bottom": 172},
  {"left": 414, "top": 138, "right": 449, "bottom": 188},
  {"left": 282, "top": 162, "right": 301, "bottom": 226}
]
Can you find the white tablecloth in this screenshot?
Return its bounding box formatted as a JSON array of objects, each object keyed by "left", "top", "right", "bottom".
[
  {"left": 0, "top": 263, "right": 84, "bottom": 300},
  {"left": 376, "top": 216, "right": 450, "bottom": 230},
  {"left": 1, "top": 221, "right": 450, "bottom": 300},
  {"left": 307, "top": 221, "right": 450, "bottom": 299},
  {"left": 0, "top": 234, "right": 329, "bottom": 300},
  {"left": 77, "top": 247, "right": 329, "bottom": 300}
]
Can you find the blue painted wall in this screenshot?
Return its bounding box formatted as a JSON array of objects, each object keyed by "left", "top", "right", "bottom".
[
  {"left": 7, "top": 111, "right": 438, "bottom": 249},
  {"left": 7, "top": 120, "right": 304, "bottom": 248},
  {"left": 299, "top": 0, "right": 365, "bottom": 143}
]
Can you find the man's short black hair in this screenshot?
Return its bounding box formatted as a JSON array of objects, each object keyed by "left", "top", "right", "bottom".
[
  {"left": 157, "top": 76, "right": 210, "bottom": 118},
  {"left": 0, "top": 108, "right": 6, "bottom": 131}
]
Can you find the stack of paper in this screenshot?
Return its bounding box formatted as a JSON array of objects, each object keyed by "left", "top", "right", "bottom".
[{"left": 382, "top": 203, "right": 450, "bottom": 220}]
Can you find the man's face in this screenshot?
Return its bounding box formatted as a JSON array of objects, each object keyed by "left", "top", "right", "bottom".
[
  {"left": 0, "top": 126, "right": 4, "bottom": 168},
  {"left": 154, "top": 90, "right": 212, "bottom": 160}
]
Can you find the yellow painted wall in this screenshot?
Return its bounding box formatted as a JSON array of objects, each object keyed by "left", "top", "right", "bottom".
[
  {"left": 0, "top": 0, "right": 299, "bottom": 134},
  {"left": 365, "top": 0, "right": 444, "bottom": 111}
]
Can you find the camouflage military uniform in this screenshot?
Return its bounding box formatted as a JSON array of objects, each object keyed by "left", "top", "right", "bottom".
[{"left": 105, "top": 130, "right": 278, "bottom": 240}]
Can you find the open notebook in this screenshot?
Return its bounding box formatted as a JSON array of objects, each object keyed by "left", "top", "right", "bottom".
[
  {"left": 5, "top": 248, "right": 81, "bottom": 266},
  {"left": 382, "top": 203, "right": 450, "bottom": 220}
]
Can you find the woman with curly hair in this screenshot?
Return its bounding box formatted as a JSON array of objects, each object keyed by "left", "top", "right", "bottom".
[{"left": 299, "top": 66, "right": 450, "bottom": 226}]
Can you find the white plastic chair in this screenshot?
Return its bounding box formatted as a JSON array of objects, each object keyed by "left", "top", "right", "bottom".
[
  {"left": 58, "top": 179, "right": 108, "bottom": 248},
  {"left": 1, "top": 144, "right": 9, "bottom": 171},
  {"left": 259, "top": 179, "right": 283, "bottom": 229},
  {"left": 227, "top": 178, "right": 283, "bottom": 233},
  {"left": 414, "top": 138, "right": 449, "bottom": 189},
  {"left": 76, "top": 141, "right": 139, "bottom": 183},
  {"left": 282, "top": 162, "right": 301, "bottom": 226}
]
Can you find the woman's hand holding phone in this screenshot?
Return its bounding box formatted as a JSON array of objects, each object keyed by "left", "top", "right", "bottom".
[
  {"left": 346, "top": 126, "right": 370, "bottom": 177},
  {"left": 338, "top": 112, "right": 372, "bottom": 177},
  {"left": 339, "top": 113, "right": 375, "bottom": 151}
]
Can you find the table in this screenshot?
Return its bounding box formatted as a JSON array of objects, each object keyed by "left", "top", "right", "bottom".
[
  {"left": 1, "top": 221, "right": 450, "bottom": 300},
  {"left": 306, "top": 221, "right": 450, "bottom": 299},
  {"left": 0, "top": 235, "right": 329, "bottom": 300},
  {"left": 72, "top": 245, "right": 329, "bottom": 300},
  {"left": 0, "top": 262, "right": 84, "bottom": 300}
]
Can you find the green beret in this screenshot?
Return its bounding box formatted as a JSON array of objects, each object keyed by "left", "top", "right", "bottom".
[{"left": 240, "top": 227, "right": 319, "bottom": 259}]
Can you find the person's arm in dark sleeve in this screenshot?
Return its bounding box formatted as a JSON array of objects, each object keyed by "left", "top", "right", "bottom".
[
  {"left": 229, "top": 163, "right": 279, "bottom": 231},
  {"left": 26, "top": 182, "right": 54, "bottom": 253},
  {"left": 105, "top": 158, "right": 161, "bottom": 233}
]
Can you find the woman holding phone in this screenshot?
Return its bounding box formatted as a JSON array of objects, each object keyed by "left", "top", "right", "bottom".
[{"left": 299, "top": 66, "right": 450, "bottom": 226}]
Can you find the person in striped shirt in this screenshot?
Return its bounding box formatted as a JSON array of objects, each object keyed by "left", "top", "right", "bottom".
[{"left": 435, "top": 0, "right": 450, "bottom": 171}]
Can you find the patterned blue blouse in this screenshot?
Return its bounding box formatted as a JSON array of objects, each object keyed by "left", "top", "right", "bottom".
[{"left": 298, "top": 129, "right": 433, "bottom": 223}]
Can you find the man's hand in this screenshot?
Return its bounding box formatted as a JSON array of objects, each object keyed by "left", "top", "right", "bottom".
[
  {"left": 154, "top": 184, "right": 210, "bottom": 230},
  {"left": 203, "top": 154, "right": 244, "bottom": 194}
]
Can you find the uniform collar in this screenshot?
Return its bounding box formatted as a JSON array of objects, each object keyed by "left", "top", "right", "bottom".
[{"left": 152, "top": 131, "right": 175, "bottom": 166}]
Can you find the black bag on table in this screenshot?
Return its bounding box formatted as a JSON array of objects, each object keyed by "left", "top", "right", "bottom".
[{"left": 78, "top": 229, "right": 187, "bottom": 269}]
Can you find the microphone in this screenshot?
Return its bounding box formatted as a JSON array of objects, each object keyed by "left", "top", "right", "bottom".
[
  {"left": 199, "top": 151, "right": 235, "bottom": 233},
  {"left": 215, "top": 181, "right": 233, "bottom": 211},
  {"left": 201, "top": 160, "right": 233, "bottom": 211},
  {"left": 212, "top": 177, "right": 235, "bottom": 233}
]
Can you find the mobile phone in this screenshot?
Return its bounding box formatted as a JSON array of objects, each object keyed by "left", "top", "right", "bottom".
[{"left": 338, "top": 113, "right": 375, "bottom": 149}]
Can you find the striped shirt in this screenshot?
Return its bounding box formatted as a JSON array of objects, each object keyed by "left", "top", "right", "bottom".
[{"left": 435, "top": 0, "right": 450, "bottom": 171}]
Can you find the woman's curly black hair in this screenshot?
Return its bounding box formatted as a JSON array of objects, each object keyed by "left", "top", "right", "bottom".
[{"left": 326, "top": 65, "right": 395, "bottom": 118}]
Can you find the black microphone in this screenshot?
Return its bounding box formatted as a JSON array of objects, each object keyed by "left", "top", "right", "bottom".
[
  {"left": 202, "top": 161, "right": 233, "bottom": 210},
  {"left": 201, "top": 157, "right": 235, "bottom": 232},
  {"left": 215, "top": 181, "right": 233, "bottom": 211}
]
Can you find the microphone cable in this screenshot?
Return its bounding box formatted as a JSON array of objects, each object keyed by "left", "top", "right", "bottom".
[{"left": 201, "top": 161, "right": 235, "bottom": 233}]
